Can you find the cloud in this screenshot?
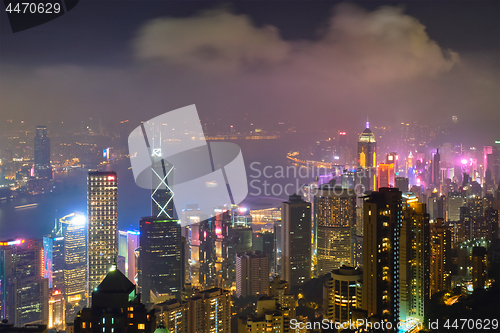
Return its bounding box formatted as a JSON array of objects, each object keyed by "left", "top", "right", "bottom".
[{"left": 133, "top": 8, "right": 290, "bottom": 73}]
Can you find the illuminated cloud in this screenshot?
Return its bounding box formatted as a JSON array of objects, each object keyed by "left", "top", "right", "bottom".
[{"left": 133, "top": 8, "right": 290, "bottom": 73}]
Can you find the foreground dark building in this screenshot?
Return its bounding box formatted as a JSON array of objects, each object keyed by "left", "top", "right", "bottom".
[{"left": 74, "top": 267, "right": 155, "bottom": 333}]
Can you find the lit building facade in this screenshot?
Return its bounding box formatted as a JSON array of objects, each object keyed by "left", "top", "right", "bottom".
[
  {"left": 236, "top": 251, "right": 269, "bottom": 298},
  {"left": 34, "top": 125, "right": 51, "bottom": 179},
  {"left": 378, "top": 164, "right": 395, "bottom": 189},
  {"left": 281, "top": 194, "right": 311, "bottom": 286},
  {"left": 358, "top": 123, "right": 376, "bottom": 169},
  {"left": 88, "top": 171, "right": 118, "bottom": 298},
  {"left": 0, "top": 239, "right": 49, "bottom": 326},
  {"left": 139, "top": 217, "right": 182, "bottom": 302},
  {"left": 430, "top": 219, "right": 451, "bottom": 296},
  {"left": 314, "top": 186, "right": 356, "bottom": 276},
  {"left": 323, "top": 266, "right": 362, "bottom": 323},
  {"left": 186, "top": 288, "right": 231, "bottom": 333},
  {"left": 362, "top": 188, "right": 402, "bottom": 328}
]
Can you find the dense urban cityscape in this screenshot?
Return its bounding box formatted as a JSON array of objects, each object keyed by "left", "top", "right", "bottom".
[{"left": 1, "top": 1, "right": 499, "bottom": 333}]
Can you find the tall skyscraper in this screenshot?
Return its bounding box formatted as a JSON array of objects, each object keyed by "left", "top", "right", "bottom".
[
  {"left": 430, "top": 219, "right": 451, "bottom": 296},
  {"left": 358, "top": 122, "right": 376, "bottom": 168},
  {"left": 151, "top": 160, "right": 175, "bottom": 219},
  {"left": 314, "top": 186, "right": 356, "bottom": 276},
  {"left": 0, "top": 239, "right": 49, "bottom": 326},
  {"left": 323, "top": 266, "right": 362, "bottom": 323},
  {"left": 447, "top": 192, "right": 465, "bottom": 222},
  {"left": 139, "top": 217, "right": 182, "bottom": 302},
  {"left": 395, "top": 177, "right": 409, "bottom": 192},
  {"left": 235, "top": 251, "right": 269, "bottom": 298},
  {"left": 400, "top": 196, "right": 429, "bottom": 325},
  {"left": 88, "top": 171, "right": 118, "bottom": 298},
  {"left": 281, "top": 194, "right": 311, "bottom": 286},
  {"left": 118, "top": 230, "right": 140, "bottom": 283},
  {"left": 362, "top": 188, "right": 402, "bottom": 327},
  {"left": 34, "top": 125, "right": 51, "bottom": 179},
  {"left": 432, "top": 149, "right": 441, "bottom": 187}
]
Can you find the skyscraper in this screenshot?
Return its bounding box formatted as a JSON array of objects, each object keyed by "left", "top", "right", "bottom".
[
  {"left": 314, "top": 185, "right": 356, "bottom": 276},
  {"left": 400, "top": 196, "right": 429, "bottom": 325},
  {"left": 139, "top": 217, "right": 182, "bottom": 302},
  {"left": 323, "top": 266, "right": 362, "bottom": 323},
  {"left": 430, "top": 219, "right": 451, "bottom": 296},
  {"left": 358, "top": 122, "right": 376, "bottom": 168},
  {"left": 362, "top": 188, "right": 402, "bottom": 327},
  {"left": 235, "top": 251, "right": 269, "bottom": 298},
  {"left": 186, "top": 288, "right": 231, "bottom": 333},
  {"left": 281, "top": 194, "right": 311, "bottom": 286},
  {"left": 34, "top": 125, "right": 51, "bottom": 179},
  {"left": 88, "top": 171, "right": 118, "bottom": 298},
  {"left": 0, "top": 239, "right": 49, "bottom": 326},
  {"left": 432, "top": 149, "right": 441, "bottom": 186},
  {"left": 378, "top": 164, "right": 395, "bottom": 189}
]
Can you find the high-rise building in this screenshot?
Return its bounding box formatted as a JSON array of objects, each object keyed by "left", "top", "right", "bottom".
[
  {"left": 186, "top": 288, "right": 231, "bottom": 333},
  {"left": 432, "top": 149, "right": 441, "bottom": 186},
  {"left": 395, "top": 177, "right": 409, "bottom": 192},
  {"left": 151, "top": 159, "right": 175, "bottom": 219},
  {"left": 118, "top": 230, "right": 140, "bottom": 283},
  {"left": 139, "top": 217, "right": 182, "bottom": 302},
  {"left": 0, "top": 239, "right": 49, "bottom": 326},
  {"left": 281, "top": 194, "right": 311, "bottom": 286},
  {"left": 430, "top": 219, "right": 451, "bottom": 296},
  {"left": 386, "top": 152, "right": 399, "bottom": 175},
  {"left": 88, "top": 171, "right": 118, "bottom": 298},
  {"left": 74, "top": 266, "right": 156, "bottom": 333},
  {"left": 269, "top": 276, "right": 296, "bottom": 319},
  {"left": 236, "top": 251, "right": 269, "bottom": 298},
  {"left": 314, "top": 186, "right": 355, "bottom": 276},
  {"left": 472, "top": 247, "right": 487, "bottom": 289},
  {"left": 34, "top": 125, "right": 51, "bottom": 179},
  {"left": 155, "top": 299, "right": 188, "bottom": 333},
  {"left": 378, "top": 164, "right": 395, "bottom": 189},
  {"left": 400, "top": 196, "right": 429, "bottom": 324},
  {"left": 42, "top": 234, "right": 64, "bottom": 291},
  {"left": 253, "top": 229, "right": 275, "bottom": 270},
  {"left": 323, "top": 266, "right": 362, "bottom": 323},
  {"left": 56, "top": 213, "right": 87, "bottom": 307},
  {"left": 338, "top": 131, "right": 353, "bottom": 166},
  {"left": 447, "top": 192, "right": 465, "bottom": 222},
  {"left": 358, "top": 122, "right": 376, "bottom": 168},
  {"left": 362, "top": 188, "right": 402, "bottom": 327},
  {"left": 48, "top": 289, "right": 65, "bottom": 331}
]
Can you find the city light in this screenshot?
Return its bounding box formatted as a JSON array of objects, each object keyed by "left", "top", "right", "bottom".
[
  {"left": 72, "top": 214, "right": 86, "bottom": 225},
  {"left": 0, "top": 239, "right": 25, "bottom": 246},
  {"left": 107, "top": 175, "right": 115, "bottom": 181}
]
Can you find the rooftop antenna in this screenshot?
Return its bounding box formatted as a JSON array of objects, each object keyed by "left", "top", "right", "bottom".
[{"left": 366, "top": 115, "right": 369, "bottom": 129}]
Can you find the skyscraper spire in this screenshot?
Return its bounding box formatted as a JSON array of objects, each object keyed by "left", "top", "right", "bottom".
[{"left": 366, "top": 115, "right": 369, "bottom": 129}]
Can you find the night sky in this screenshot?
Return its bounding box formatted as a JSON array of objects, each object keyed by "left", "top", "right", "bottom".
[{"left": 1, "top": 1, "right": 499, "bottom": 141}]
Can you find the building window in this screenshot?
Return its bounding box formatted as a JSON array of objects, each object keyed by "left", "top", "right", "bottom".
[{"left": 138, "top": 323, "right": 145, "bottom": 330}]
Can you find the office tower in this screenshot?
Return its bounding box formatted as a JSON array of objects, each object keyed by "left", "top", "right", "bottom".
[
  {"left": 34, "top": 125, "right": 51, "bottom": 179},
  {"left": 315, "top": 139, "right": 335, "bottom": 163},
  {"left": 42, "top": 234, "right": 64, "bottom": 291},
  {"left": 239, "top": 297, "right": 291, "bottom": 333},
  {"left": 0, "top": 239, "right": 49, "bottom": 326},
  {"left": 386, "top": 152, "right": 399, "bottom": 174},
  {"left": 48, "top": 289, "right": 65, "bottom": 330},
  {"left": 73, "top": 267, "right": 155, "bottom": 333},
  {"left": 338, "top": 131, "right": 353, "bottom": 166},
  {"left": 55, "top": 213, "right": 87, "bottom": 307},
  {"left": 88, "top": 171, "right": 118, "bottom": 296},
  {"left": 155, "top": 299, "right": 188, "bottom": 333},
  {"left": 378, "top": 164, "right": 395, "bottom": 189},
  {"left": 281, "top": 194, "right": 311, "bottom": 286},
  {"left": 186, "top": 288, "right": 231, "bottom": 333},
  {"left": 395, "top": 177, "right": 409, "bottom": 192},
  {"left": 362, "top": 188, "right": 402, "bottom": 327},
  {"left": 430, "top": 219, "right": 451, "bottom": 296},
  {"left": 274, "top": 219, "right": 282, "bottom": 276},
  {"left": 428, "top": 194, "right": 445, "bottom": 222},
  {"left": 314, "top": 186, "right": 356, "bottom": 275},
  {"left": 139, "top": 217, "right": 182, "bottom": 302},
  {"left": 485, "top": 207, "right": 499, "bottom": 240},
  {"left": 471, "top": 247, "right": 487, "bottom": 289},
  {"left": 400, "top": 197, "right": 429, "bottom": 324},
  {"left": 151, "top": 159, "right": 175, "bottom": 219},
  {"left": 447, "top": 192, "right": 465, "bottom": 222},
  {"left": 118, "top": 230, "right": 140, "bottom": 283},
  {"left": 323, "top": 266, "right": 362, "bottom": 323},
  {"left": 253, "top": 229, "right": 275, "bottom": 270},
  {"left": 357, "top": 122, "right": 376, "bottom": 168},
  {"left": 432, "top": 149, "right": 441, "bottom": 186},
  {"left": 236, "top": 251, "right": 269, "bottom": 298}
]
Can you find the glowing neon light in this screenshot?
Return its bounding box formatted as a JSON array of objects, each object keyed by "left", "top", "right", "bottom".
[{"left": 107, "top": 175, "right": 115, "bottom": 181}]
